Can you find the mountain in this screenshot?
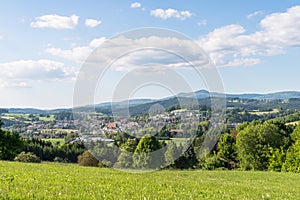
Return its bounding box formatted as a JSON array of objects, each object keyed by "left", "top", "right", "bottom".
[
  {"left": 3, "top": 91, "right": 300, "bottom": 114},
  {"left": 253, "top": 91, "right": 300, "bottom": 100},
  {"left": 95, "top": 99, "right": 154, "bottom": 108},
  {"left": 6, "top": 108, "right": 70, "bottom": 114},
  {"left": 178, "top": 90, "right": 300, "bottom": 100}
]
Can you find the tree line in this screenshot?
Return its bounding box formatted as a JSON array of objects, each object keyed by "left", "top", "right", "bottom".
[
  {"left": 0, "top": 121, "right": 85, "bottom": 162},
  {"left": 84, "top": 120, "right": 300, "bottom": 172},
  {"left": 1, "top": 119, "right": 299, "bottom": 172}
]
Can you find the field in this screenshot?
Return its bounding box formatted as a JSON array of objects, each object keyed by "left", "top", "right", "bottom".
[
  {"left": 42, "top": 138, "right": 65, "bottom": 145},
  {"left": 249, "top": 109, "right": 279, "bottom": 116},
  {"left": 286, "top": 121, "right": 299, "bottom": 126},
  {"left": 1, "top": 161, "right": 300, "bottom": 199}
]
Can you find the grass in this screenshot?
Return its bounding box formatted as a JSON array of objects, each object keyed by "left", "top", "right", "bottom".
[
  {"left": 249, "top": 109, "right": 279, "bottom": 116},
  {"left": 1, "top": 113, "right": 30, "bottom": 120},
  {"left": 38, "top": 115, "right": 55, "bottom": 122},
  {"left": 286, "top": 121, "right": 299, "bottom": 125},
  {"left": 170, "top": 137, "right": 189, "bottom": 145},
  {"left": 1, "top": 113, "right": 55, "bottom": 122},
  {"left": 160, "top": 138, "right": 189, "bottom": 146},
  {"left": 42, "top": 138, "right": 65, "bottom": 145},
  {"left": 1, "top": 161, "right": 300, "bottom": 199}
]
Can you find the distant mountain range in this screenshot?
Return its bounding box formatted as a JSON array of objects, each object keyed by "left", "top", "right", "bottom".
[
  {"left": 3, "top": 90, "right": 300, "bottom": 114},
  {"left": 177, "top": 90, "right": 300, "bottom": 100}
]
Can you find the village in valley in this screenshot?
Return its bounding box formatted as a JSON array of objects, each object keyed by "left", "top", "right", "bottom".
[{"left": 0, "top": 107, "right": 215, "bottom": 144}]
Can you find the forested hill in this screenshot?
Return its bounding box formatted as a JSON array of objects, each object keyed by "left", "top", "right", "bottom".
[{"left": 2, "top": 90, "right": 300, "bottom": 115}]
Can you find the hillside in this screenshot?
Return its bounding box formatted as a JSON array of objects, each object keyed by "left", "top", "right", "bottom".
[
  {"left": 1, "top": 161, "right": 300, "bottom": 199},
  {"left": 3, "top": 90, "right": 300, "bottom": 115}
]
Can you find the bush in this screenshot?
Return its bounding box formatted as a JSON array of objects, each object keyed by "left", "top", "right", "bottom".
[
  {"left": 14, "top": 152, "right": 41, "bottom": 163},
  {"left": 98, "top": 160, "right": 111, "bottom": 168},
  {"left": 199, "top": 154, "right": 224, "bottom": 170},
  {"left": 54, "top": 157, "right": 69, "bottom": 163},
  {"left": 78, "top": 151, "right": 99, "bottom": 167}
]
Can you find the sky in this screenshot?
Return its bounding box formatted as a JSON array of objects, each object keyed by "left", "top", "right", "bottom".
[{"left": 0, "top": 0, "right": 300, "bottom": 109}]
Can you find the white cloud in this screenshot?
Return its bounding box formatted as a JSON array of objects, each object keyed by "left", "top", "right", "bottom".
[
  {"left": 45, "top": 37, "right": 106, "bottom": 63},
  {"left": 247, "top": 10, "right": 265, "bottom": 19},
  {"left": 30, "top": 14, "right": 79, "bottom": 29},
  {"left": 45, "top": 6, "right": 300, "bottom": 69},
  {"left": 85, "top": 19, "right": 102, "bottom": 28},
  {"left": 150, "top": 8, "right": 192, "bottom": 20},
  {"left": 46, "top": 35, "right": 211, "bottom": 75},
  {"left": 0, "top": 34, "right": 3, "bottom": 40},
  {"left": 220, "top": 58, "right": 261, "bottom": 68},
  {"left": 197, "top": 20, "right": 207, "bottom": 26},
  {"left": 0, "top": 59, "right": 76, "bottom": 88},
  {"left": 88, "top": 35, "right": 212, "bottom": 75},
  {"left": 131, "top": 2, "right": 141, "bottom": 8},
  {"left": 89, "top": 37, "right": 107, "bottom": 48},
  {"left": 199, "top": 6, "right": 300, "bottom": 67}
]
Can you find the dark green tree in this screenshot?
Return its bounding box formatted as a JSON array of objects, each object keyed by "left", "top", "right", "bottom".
[
  {"left": 174, "top": 140, "right": 198, "bottom": 169},
  {"left": 0, "top": 121, "right": 24, "bottom": 160},
  {"left": 217, "top": 133, "right": 237, "bottom": 169}
]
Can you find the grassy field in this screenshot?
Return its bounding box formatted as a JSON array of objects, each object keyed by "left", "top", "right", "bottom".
[
  {"left": 1, "top": 113, "right": 55, "bottom": 123},
  {"left": 42, "top": 138, "right": 65, "bottom": 145},
  {"left": 38, "top": 114, "right": 55, "bottom": 122},
  {"left": 286, "top": 121, "right": 299, "bottom": 126},
  {"left": 249, "top": 109, "right": 279, "bottom": 116},
  {"left": 1, "top": 113, "right": 30, "bottom": 120},
  {"left": 1, "top": 161, "right": 300, "bottom": 199}
]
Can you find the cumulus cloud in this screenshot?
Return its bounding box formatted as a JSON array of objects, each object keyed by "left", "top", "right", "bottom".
[
  {"left": 0, "top": 59, "right": 76, "bottom": 88},
  {"left": 30, "top": 14, "right": 79, "bottom": 29},
  {"left": 45, "top": 6, "right": 300, "bottom": 69},
  {"left": 247, "top": 10, "right": 265, "bottom": 19},
  {"left": 150, "top": 8, "right": 192, "bottom": 20},
  {"left": 199, "top": 6, "right": 300, "bottom": 67},
  {"left": 85, "top": 19, "right": 102, "bottom": 28},
  {"left": 45, "top": 37, "right": 106, "bottom": 63},
  {"left": 221, "top": 58, "right": 261, "bottom": 68},
  {"left": 87, "top": 35, "right": 212, "bottom": 75},
  {"left": 131, "top": 2, "right": 141, "bottom": 8},
  {"left": 46, "top": 34, "right": 211, "bottom": 75}
]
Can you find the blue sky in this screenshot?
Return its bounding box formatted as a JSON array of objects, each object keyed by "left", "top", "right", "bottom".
[{"left": 0, "top": 1, "right": 300, "bottom": 108}]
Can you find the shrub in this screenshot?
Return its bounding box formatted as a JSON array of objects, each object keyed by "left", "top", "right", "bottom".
[
  {"left": 98, "top": 160, "right": 111, "bottom": 168},
  {"left": 14, "top": 152, "right": 41, "bottom": 163},
  {"left": 78, "top": 151, "right": 99, "bottom": 167},
  {"left": 199, "top": 154, "right": 224, "bottom": 170},
  {"left": 54, "top": 157, "right": 69, "bottom": 163}
]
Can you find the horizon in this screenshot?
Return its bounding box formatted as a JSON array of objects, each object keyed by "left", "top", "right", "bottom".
[
  {"left": 2, "top": 89, "right": 300, "bottom": 110},
  {"left": 1, "top": 1, "right": 300, "bottom": 108}
]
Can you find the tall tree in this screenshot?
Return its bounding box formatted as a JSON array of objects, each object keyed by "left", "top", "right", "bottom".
[
  {"left": 164, "top": 141, "right": 180, "bottom": 168},
  {"left": 174, "top": 140, "right": 198, "bottom": 169},
  {"left": 133, "top": 134, "right": 163, "bottom": 169},
  {"left": 282, "top": 124, "right": 300, "bottom": 172},
  {"left": 236, "top": 121, "right": 286, "bottom": 170},
  {"left": 217, "top": 133, "right": 237, "bottom": 169},
  {"left": 0, "top": 121, "right": 24, "bottom": 160}
]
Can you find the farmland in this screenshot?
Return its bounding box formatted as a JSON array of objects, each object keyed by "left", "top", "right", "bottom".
[{"left": 1, "top": 161, "right": 300, "bottom": 199}]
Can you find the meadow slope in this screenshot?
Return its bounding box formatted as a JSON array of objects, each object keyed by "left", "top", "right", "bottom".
[{"left": 1, "top": 161, "right": 300, "bottom": 199}]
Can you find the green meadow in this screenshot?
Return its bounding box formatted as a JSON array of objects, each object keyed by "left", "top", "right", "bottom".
[{"left": 1, "top": 161, "right": 299, "bottom": 199}]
